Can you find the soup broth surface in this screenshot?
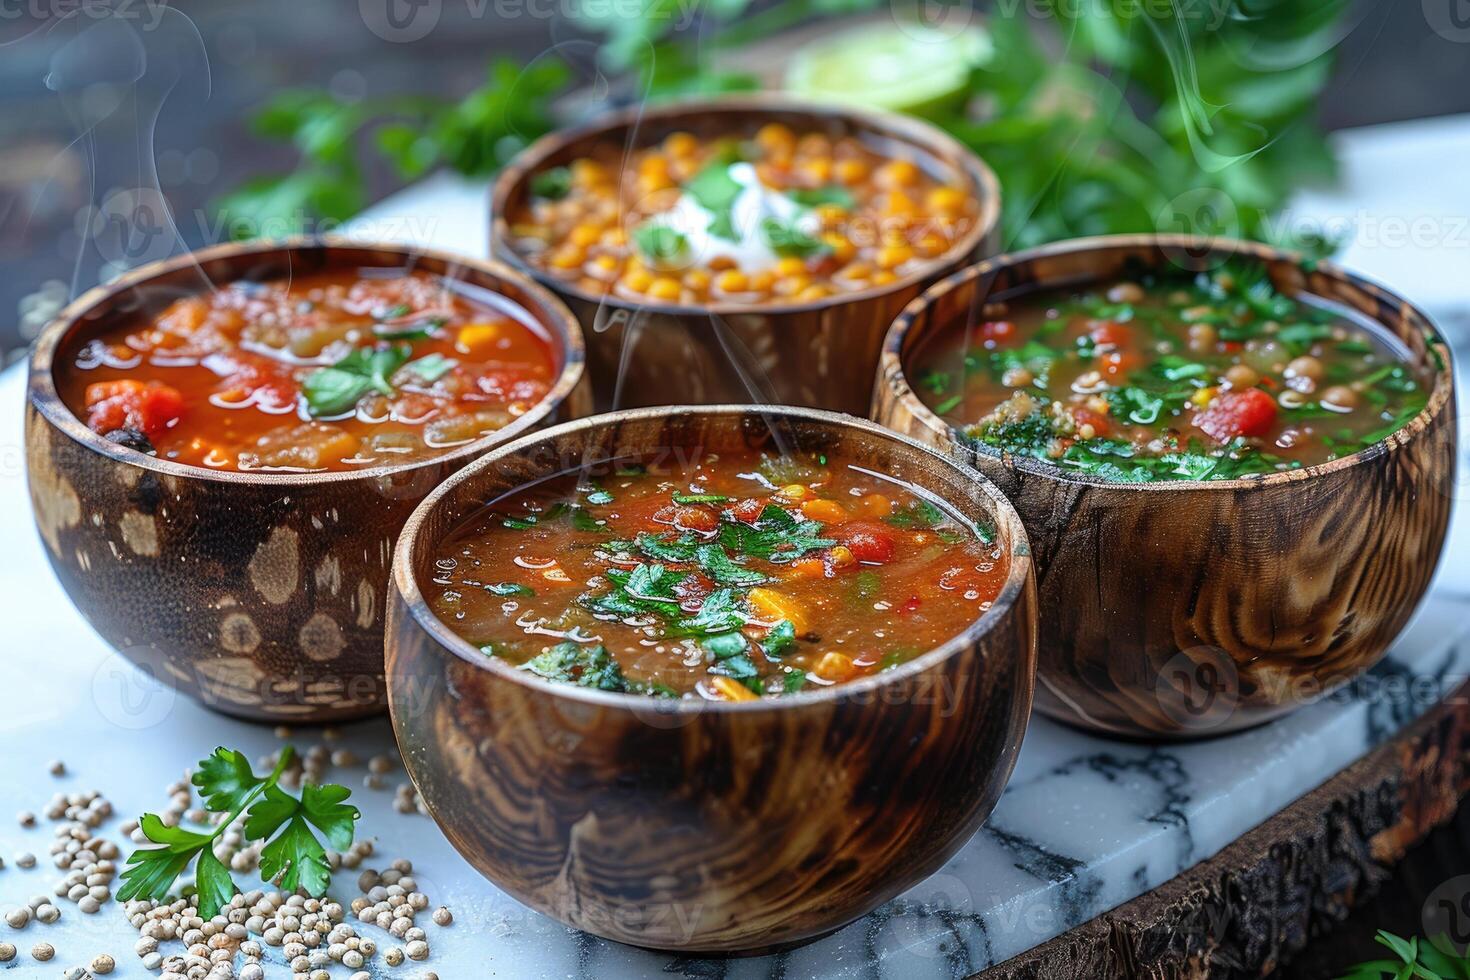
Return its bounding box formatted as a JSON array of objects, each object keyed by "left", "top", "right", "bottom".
[
  {"left": 60, "top": 269, "right": 558, "bottom": 473},
  {"left": 429, "top": 450, "right": 1008, "bottom": 699},
  {"left": 909, "top": 262, "right": 1428, "bottom": 481}
]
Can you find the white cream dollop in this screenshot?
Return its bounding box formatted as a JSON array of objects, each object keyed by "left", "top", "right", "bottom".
[{"left": 647, "top": 163, "right": 821, "bottom": 273}]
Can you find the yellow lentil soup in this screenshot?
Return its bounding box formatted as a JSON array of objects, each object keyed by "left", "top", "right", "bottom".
[{"left": 506, "top": 122, "right": 980, "bottom": 306}]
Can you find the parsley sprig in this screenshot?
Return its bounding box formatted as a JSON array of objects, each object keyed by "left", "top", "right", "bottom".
[
  {"left": 1339, "top": 931, "right": 1470, "bottom": 979},
  {"left": 118, "top": 747, "right": 359, "bottom": 918}
]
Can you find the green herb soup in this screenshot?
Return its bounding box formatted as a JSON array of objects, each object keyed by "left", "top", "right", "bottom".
[{"left": 908, "top": 263, "right": 1429, "bottom": 482}]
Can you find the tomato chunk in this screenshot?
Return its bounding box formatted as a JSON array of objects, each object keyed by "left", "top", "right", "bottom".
[
  {"left": 1196, "top": 387, "right": 1278, "bottom": 442},
  {"left": 84, "top": 381, "right": 185, "bottom": 438},
  {"left": 836, "top": 522, "right": 896, "bottom": 564}
]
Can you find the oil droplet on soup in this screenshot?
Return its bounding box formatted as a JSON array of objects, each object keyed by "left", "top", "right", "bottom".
[{"left": 428, "top": 451, "right": 1008, "bottom": 700}]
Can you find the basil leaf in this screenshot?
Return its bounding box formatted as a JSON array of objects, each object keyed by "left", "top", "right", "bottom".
[
  {"left": 530, "top": 166, "right": 572, "bottom": 200},
  {"left": 685, "top": 162, "right": 742, "bottom": 214},
  {"left": 402, "top": 353, "right": 457, "bottom": 383},
  {"left": 633, "top": 223, "right": 688, "bottom": 262},
  {"left": 485, "top": 582, "right": 534, "bottom": 597},
  {"left": 673, "top": 491, "right": 728, "bottom": 504},
  {"left": 759, "top": 217, "right": 828, "bottom": 259},
  {"left": 789, "top": 186, "right": 856, "bottom": 209}
]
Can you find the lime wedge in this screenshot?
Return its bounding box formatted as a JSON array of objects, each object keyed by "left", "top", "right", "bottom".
[{"left": 784, "top": 20, "right": 991, "bottom": 118}]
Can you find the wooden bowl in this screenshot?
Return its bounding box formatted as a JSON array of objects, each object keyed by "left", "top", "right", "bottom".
[
  {"left": 385, "top": 405, "right": 1036, "bottom": 951},
  {"left": 26, "top": 237, "right": 590, "bottom": 723},
  {"left": 875, "top": 234, "right": 1456, "bottom": 738},
  {"left": 490, "top": 95, "right": 1000, "bottom": 414}
]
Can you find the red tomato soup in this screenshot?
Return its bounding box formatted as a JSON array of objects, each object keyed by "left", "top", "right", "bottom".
[
  {"left": 429, "top": 451, "right": 1008, "bottom": 699},
  {"left": 58, "top": 270, "right": 558, "bottom": 472}
]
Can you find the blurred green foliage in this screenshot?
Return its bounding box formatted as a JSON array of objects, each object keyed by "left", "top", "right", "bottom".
[{"left": 218, "top": 0, "right": 1349, "bottom": 254}]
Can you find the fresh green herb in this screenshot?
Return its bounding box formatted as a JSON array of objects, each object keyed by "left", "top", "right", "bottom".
[
  {"left": 301, "top": 345, "right": 411, "bottom": 417},
  {"left": 673, "top": 491, "right": 729, "bottom": 504},
  {"left": 990, "top": 341, "right": 1059, "bottom": 387},
  {"left": 718, "top": 505, "right": 835, "bottom": 562},
  {"left": 530, "top": 166, "right": 573, "bottom": 200},
  {"left": 694, "top": 543, "right": 769, "bottom": 587},
  {"left": 1336, "top": 339, "right": 1374, "bottom": 355},
  {"left": 1337, "top": 930, "right": 1470, "bottom": 980},
  {"left": 484, "top": 582, "right": 534, "bottom": 597},
  {"left": 704, "top": 631, "right": 758, "bottom": 682},
  {"left": 920, "top": 371, "right": 950, "bottom": 395},
  {"left": 634, "top": 531, "right": 701, "bottom": 564},
  {"left": 571, "top": 507, "right": 608, "bottom": 533},
  {"left": 373, "top": 317, "right": 445, "bottom": 341},
  {"left": 500, "top": 502, "right": 568, "bottom": 530},
  {"left": 633, "top": 223, "right": 688, "bottom": 263},
  {"left": 885, "top": 500, "right": 946, "bottom": 530},
  {"left": 521, "top": 641, "right": 627, "bottom": 691},
  {"left": 587, "top": 562, "right": 687, "bottom": 620},
  {"left": 585, "top": 487, "right": 615, "bottom": 505},
  {"left": 933, "top": 395, "right": 964, "bottom": 414},
  {"left": 759, "top": 217, "right": 828, "bottom": 259},
  {"left": 119, "top": 747, "right": 358, "bottom": 918},
  {"left": 1106, "top": 386, "right": 1166, "bottom": 425},
  {"left": 1277, "top": 322, "right": 1334, "bottom": 354},
  {"left": 401, "top": 353, "right": 457, "bottom": 383},
  {"left": 669, "top": 588, "right": 747, "bottom": 637},
  {"left": 763, "top": 619, "right": 797, "bottom": 658},
  {"left": 685, "top": 160, "right": 744, "bottom": 243},
  {"left": 789, "top": 186, "right": 856, "bottom": 209},
  {"left": 782, "top": 669, "right": 807, "bottom": 694}
]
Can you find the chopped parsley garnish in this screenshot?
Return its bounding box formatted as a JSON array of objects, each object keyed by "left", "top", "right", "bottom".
[
  {"left": 530, "top": 166, "right": 572, "bottom": 200},
  {"left": 717, "top": 505, "right": 835, "bottom": 562},
  {"left": 301, "top": 344, "right": 411, "bottom": 417}
]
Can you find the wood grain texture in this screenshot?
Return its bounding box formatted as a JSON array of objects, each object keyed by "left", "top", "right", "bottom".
[
  {"left": 874, "top": 235, "right": 1456, "bottom": 738},
  {"left": 385, "top": 406, "right": 1037, "bottom": 951},
  {"left": 980, "top": 676, "right": 1470, "bottom": 979},
  {"left": 26, "top": 237, "right": 591, "bottom": 722},
  {"left": 490, "top": 95, "right": 1001, "bottom": 414}
]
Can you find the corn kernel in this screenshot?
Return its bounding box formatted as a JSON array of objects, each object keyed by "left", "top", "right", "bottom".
[
  {"left": 664, "top": 131, "right": 698, "bottom": 157},
  {"left": 827, "top": 545, "right": 856, "bottom": 569},
  {"left": 796, "top": 284, "right": 832, "bottom": 302},
  {"left": 648, "top": 277, "right": 682, "bottom": 302},
  {"left": 927, "top": 186, "right": 968, "bottom": 214},
  {"left": 814, "top": 652, "right": 856, "bottom": 682},
  {"left": 622, "top": 268, "right": 654, "bottom": 293},
  {"left": 682, "top": 269, "right": 711, "bottom": 293},
  {"left": 777, "top": 484, "right": 810, "bottom": 500},
  {"left": 834, "top": 159, "right": 869, "bottom": 185},
  {"left": 755, "top": 123, "right": 797, "bottom": 153},
  {"left": 714, "top": 269, "right": 749, "bottom": 293},
  {"left": 820, "top": 234, "right": 856, "bottom": 263},
  {"left": 1191, "top": 386, "right": 1217, "bottom": 407},
  {"left": 775, "top": 257, "right": 807, "bottom": 278},
  {"left": 876, "top": 159, "right": 920, "bottom": 188},
  {"left": 546, "top": 245, "right": 586, "bottom": 270},
  {"left": 876, "top": 245, "right": 913, "bottom": 271},
  {"left": 709, "top": 676, "right": 758, "bottom": 701},
  {"left": 569, "top": 224, "right": 602, "bottom": 247},
  {"left": 801, "top": 498, "right": 847, "bottom": 523}
]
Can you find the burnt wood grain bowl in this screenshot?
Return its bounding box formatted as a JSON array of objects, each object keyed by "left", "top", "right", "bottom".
[
  {"left": 384, "top": 406, "right": 1037, "bottom": 951},
  {"left": 490, "top": 94, "right": 1001, "bottom": 415},
  {"left": 26, "top": 238, "right": 590, "bottom": 723},
  {"left": 874, "top": 234, "right": 1456, "bottom": 739}
]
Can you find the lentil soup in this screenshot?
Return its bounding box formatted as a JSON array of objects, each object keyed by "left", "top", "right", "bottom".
[
  {"left": 909, "top": 262, "right": 1428, "bottom": 482},
  {"left": 505, "top": 122, "right": 980, "bottom": 307},
  {"left": 428, "top": 450, "right": 1007, "bottom": 699},
  {"left": 58, "top": 269, "right": 559, "bottom": 472}
]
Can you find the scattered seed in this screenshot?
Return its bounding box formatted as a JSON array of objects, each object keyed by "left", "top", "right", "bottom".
[
  {"left": 17, "top": 811, "right": 35, "bottom": 828},
  {"left": 0, "top": 942, "right": 13, "bottom": 961},
  {"left": 91, "top": 953, "right": 116, "bottom": 973},
  {"left": 5, "top": 906, "right": 31, "bottom": 929},
  {"left": 432, "top": 906, "right": 452, "bottom": 926},
  {"left": 48, "top": 761, "right": 66, "bottom": 777},
  {"left": 34, "top": 903, "right": 59, "bottom": 923},
  {"left": 32, "top": 940, "right": 55, "bottom": 961},
  {"left": 405, "top": 939, "right": 430, "bottom": 960},
  {"left": 16, "top": 853, "right": 36, "bottom": 869},
  {"left": 368, "top": 755, "right": 395, "bottom": 775}
]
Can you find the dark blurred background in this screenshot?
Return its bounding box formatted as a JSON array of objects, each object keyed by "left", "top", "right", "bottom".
[{"left": 2, "top": 0, "right": 1469, "bottom": 364}]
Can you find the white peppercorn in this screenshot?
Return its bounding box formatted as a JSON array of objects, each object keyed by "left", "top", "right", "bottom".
[
  {"left": 432, "top": 906, "right": 452, "bottom": 926},
  {"left": 31, "top": 941, "right": 55, "bottom": 961},
  {"left": 0, "top": 943, "right": 13, "bottom": 962},
  {"left": 92, "top": 953, "right": 117, "bottom": 974},
  {"left": 405, "top": 940, "right": 430, "bottom": 960}
]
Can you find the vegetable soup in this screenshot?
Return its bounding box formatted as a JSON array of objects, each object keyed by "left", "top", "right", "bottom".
[
  {"left": 58, "top": 270, "right": 559, "bottom": 472},
  {"left": 908, "top": 262, "right": 1428, "bottom": 482},
  {"left": 429, "top": 451, "right": 1007, "bottom": 699},
  {"left": 506, "top": 123, "right": 979, "bottom": 306}
]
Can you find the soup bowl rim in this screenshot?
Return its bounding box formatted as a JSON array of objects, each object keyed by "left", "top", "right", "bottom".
[
  {"left": 488, "top": 92, "right": 1002, "bottom": 317},
  {"left": 28, "top": 235, "right": 587, "bottom": 487},
  {"left": 390, "top": 402, "right": 1035, "bottom": 715},
  {"left": 880, "top": 232, "right": 1454, "bottom": 492}
]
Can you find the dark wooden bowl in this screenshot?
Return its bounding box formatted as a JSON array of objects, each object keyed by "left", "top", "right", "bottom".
[
  {"left": 490, "top": 95, "right": 1000, "bottom": 414},
  {"left": 874, "top": 234, "right": 1456, "bottom": 738},
  {"left": 385, "top": 405, "right": 1036, "bottom": 951},
  {"left": 26, "top": 237, "right": 591, "bottom": 723}
]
